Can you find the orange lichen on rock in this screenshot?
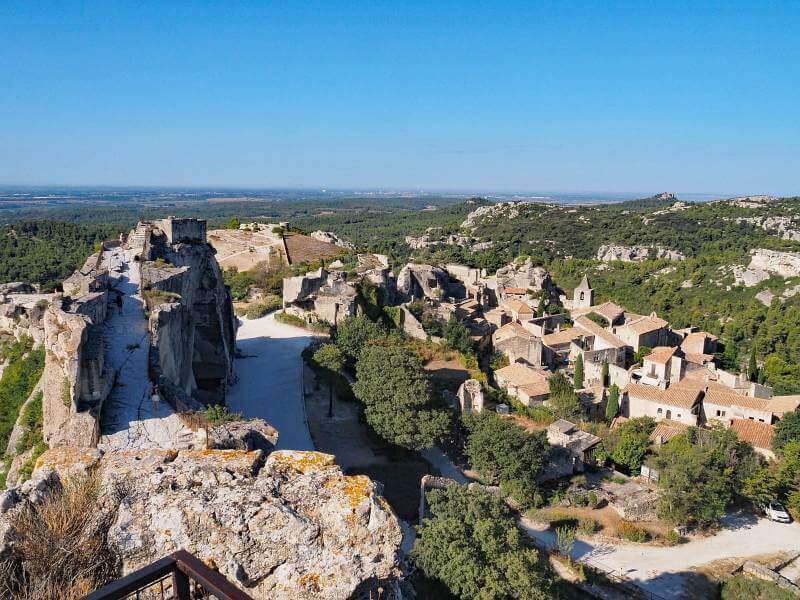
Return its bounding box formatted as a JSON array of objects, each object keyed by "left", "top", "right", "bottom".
[
  {"left": 33, "top": 446, "right": 102, "bottom": 479},
  {"left": 267, "top": 450, "right": 336, "bottom": 474},
  {"left": 299, "top": 571, "right": 322, "bottom": 591},
  {"left": 326, "top": 474, "right": 373, "bottom": 510}
]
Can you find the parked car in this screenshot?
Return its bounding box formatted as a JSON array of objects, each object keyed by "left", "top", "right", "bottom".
[{"left": 764, "top": 501, "right": 791, "bottom": 523}]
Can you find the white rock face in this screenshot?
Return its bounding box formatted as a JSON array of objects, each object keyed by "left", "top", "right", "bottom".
[
  {"left": 748, "top": 249, "right": 800, "bottom": 278},
  {"left": 595, "top": 244, "right": 685, "bottom": 262},
  {"left": 460, "top": 202, "right": 523, "bottom": 231},
  {"left": 310, "top": 231, "right": 355, "bottom": 251},
  {"left": 1, "top": 447, "right": 406, "bottom": 600}
]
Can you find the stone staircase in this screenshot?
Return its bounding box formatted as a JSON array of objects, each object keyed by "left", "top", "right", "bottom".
[{"left": 128, "top": 222, "right": 150, "bottom": 252}]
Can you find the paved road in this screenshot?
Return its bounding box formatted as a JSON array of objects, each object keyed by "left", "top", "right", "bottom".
[{"left": 226, "top": 312, "right": 315, "bottom": 450}]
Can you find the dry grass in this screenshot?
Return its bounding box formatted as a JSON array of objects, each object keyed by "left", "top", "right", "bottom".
[{"left": 0, "top": 474, "right": 121, "bottom": 600}]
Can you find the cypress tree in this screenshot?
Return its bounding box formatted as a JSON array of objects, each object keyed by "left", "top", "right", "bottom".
[
  {"left": 605, "top": 385, "right": 620, "bottom": 422},
  {"left": 574, "top": 354, "right": 584, "bottom": 390},
  {"left": 748, "top": 345, "right": 758, "bottom": 382}
]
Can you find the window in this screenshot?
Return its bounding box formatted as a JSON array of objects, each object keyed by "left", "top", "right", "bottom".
[
  {"left": 657, "top": 408, "right": 663, "bottom": 415},
  {"left": 666, "top": 409, "right": 672, "bottom": 419},
  {"left": 579, "top": 291, "right": 585, "bottom": 301}
]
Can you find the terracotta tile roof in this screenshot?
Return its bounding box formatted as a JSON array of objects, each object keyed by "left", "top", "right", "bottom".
[
  {"left": 649, "top": 420, "right": 691, "bottom": 443},
  {"left": 502, "top": 298, "right": 534, "bottom": 314},
  {"left": 503, "top": 287, "right": 529, "bottom": 295},
  {"left": 644, "top": 346, "right": 679, "bottom": 364},
  {"left": 495, "top": 363, "right": 549, "bottom": 387},
  {"left": 764, "top": 395, "right": 800, "bottom": 416},
  {"left": 730, "top": 418, "right": 775, "bottom": 451},
  {"left": 542, "top": 328, "right": 582, "bottom": 347},
  {"left": 493, "top": 322, "right": 531, "bottom": 344},
  {"left": 574, "top": 316, "right": 627, "bottom": 349},
  {"left": 624, "top": 382, "right": 702, "bottom": 410},
  {"left": 572, "top": 301, "right": 627, "bottom": 323},
  {"left": 623, "top": 315, "right": 669, "bottom": 335},
  {"left": 683, "top": 352, "right": 715, "bottom": 365},
  {"left": 681, "top": 331, "right": 717, "bottom": 353},
  {"left": 519, "top": 381, "right": 551, "bottom": 398},
  {"left": 703, "top": 389, "right": 770, "bottom": 411}
]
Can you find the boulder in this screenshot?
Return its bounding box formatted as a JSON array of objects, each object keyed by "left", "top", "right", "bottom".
[{"left": 1, "top": 448, "right": 407, "bottom": 600}]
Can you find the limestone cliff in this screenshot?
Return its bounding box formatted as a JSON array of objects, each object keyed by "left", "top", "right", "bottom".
[
  {"left": 0, "top": 446, "right": 407, "bottom": 600},
  {"left": 137, "top": 218, "right": 237, "bottom": 405}
]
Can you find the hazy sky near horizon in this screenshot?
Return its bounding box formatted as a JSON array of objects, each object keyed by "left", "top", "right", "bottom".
[{"left": 1, "top": 2, "right": 798, "bottom": 195}]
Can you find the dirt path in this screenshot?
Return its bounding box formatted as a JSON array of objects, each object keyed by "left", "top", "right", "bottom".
[
  {"left": 98, "top": 248, "right": 185, "bottom": 450},
  {"left": 521, "top": 511, "right": 800, "bottom": 598}
]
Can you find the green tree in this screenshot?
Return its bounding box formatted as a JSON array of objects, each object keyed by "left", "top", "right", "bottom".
[
  {"left": 413, "top": 486, "right": 553, "bottom": 600},
  {"left": 463, "top": 412, "right": 549, "bottom": 505},
  {"left": 313, "top": 344, "right": 345, "bottom": 418},
  {"left": 773, "top": 411, "right": 800, "bottom": 454},
  {"left": 547, "top": 371, "right": 581, "bottom": 419},
  {"left": 229, "top": 217, "right": 241, "bottom": 230},
  {"left": 634, "top": 345, "right": 652, "bottom": 365},
  {"left": 600, "top": 361, "right": 609, "bottom": 386},
  {"left": 573, "top": 354, "right": 584, "bottom": 390},
  {"left": 605, "top": 384, "right": 620, "bottom": 422},
  {"left": 741, "top": 467, "right": 781, "bottom": 507},
  {"left": 334, "top": 315, "right": 386, "bottom": 364},
  {"left": 597, "top": 417, "right": 654, "bottom": 472},
  {"left": 443, "top": 317, "right": 474, "bottom": 356},
  {"left": 655, "top": 428, "right": 758, "bottom": 527},
  {"left": 353, "top": 345, "right": 449, "bottom": 450}
]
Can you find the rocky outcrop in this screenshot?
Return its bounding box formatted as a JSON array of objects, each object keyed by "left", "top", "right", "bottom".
[
  {"left": 730, "top": 249, "right": 800, "bottom": 288},
  {"left": 41, "top": 294, "right": 110, "bottom": 448},
  {"left": 457, "top": 379, "right": 485, "bottom": 414},
  {"left": 460, "top": 202, "right": 524, "bottom": 232},
  {"left": 310, "top": 231, "right": 355, "bottom": 251},
  {"left": 748, "top": 248, "right": 800, "bottom": 279},
  {"left": 283, "top": 268, "right": 359, "bottom": 324},
  {"left": 492, "top": 258, "right": 560, "bottom": 306},
  {"left": 396, "top": 264, "right": 449, "bottom": 301},
  {"left": 0, "top": 447, "right": 406, "bottom": 600},
  {"left": 140, "top": 219, "right": 237, "bottom": 406},
  {"left": 596, "top": 244, "right": 685, "bottom": 262}
]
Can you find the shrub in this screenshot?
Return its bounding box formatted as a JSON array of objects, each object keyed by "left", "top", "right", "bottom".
[
  {"left": 587, "top": 491, "right": 599, "bottom": 509},
  {"left": 662, "top": 529, "right": 681, "bottom": 546},
  {"left": 555, "top": 525, "right": 576, "bottom": 556},
  {"left": 578, "top": 518, "right": 598, "bottom": 536},
  {"left": 616, "top": 521, "right": 648, "bottom": 543},
  {"left": 722, "top": 574, "right": 796, "bottom": 600},
  {"left": 0, "top": 474, "right": 120, "bottom": 599},
  {"left": 241, "top": 295, "right": 281, "bottom": 319},
  {"left": 570, "top": 493, "right": 588, "bottom": 507},
  {"left": 204, "top": 405, "right": 241, "bottom": 426},
  {"left": 61, "top": 377, "right": 71, "bottom": 408}
]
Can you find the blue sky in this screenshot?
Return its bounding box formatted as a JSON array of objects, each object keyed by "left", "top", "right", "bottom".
[{"left": 1, "top": 2, "right": 798, "bottom": 195}]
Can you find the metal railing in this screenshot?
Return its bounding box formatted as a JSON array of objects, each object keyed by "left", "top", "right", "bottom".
[{"left": 83, "top": 550, "right": 254, "bottom": 600}]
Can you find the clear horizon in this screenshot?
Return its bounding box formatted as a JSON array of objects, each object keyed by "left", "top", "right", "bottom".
[{"left": 2, "top": 2, "right": 798, "bottom": 195}]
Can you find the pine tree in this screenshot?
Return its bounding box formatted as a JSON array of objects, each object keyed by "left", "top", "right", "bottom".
[
  {"left": 605, "top": 385, "right": 620, "bottom": 422},
  {"left": 574, "top": 354, "right": 584, "bottom": 390}
]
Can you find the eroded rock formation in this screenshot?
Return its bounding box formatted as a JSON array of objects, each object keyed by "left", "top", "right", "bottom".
[
  {"left": 396, "top": 264, "right": 449, "bottom": 301},
  {"left": 0, "top": 446, "right": 407, "bottom": 600},
  {"left": 595, "top": 244, "right": 685, "bottom": 262},
  {"left": 139, "top": 218, "right": 237, "bottom": 405}
]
